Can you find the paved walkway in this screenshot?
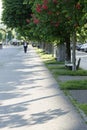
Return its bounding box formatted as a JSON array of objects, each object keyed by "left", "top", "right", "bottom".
[{"left": 0, "top": 45, "right": 87, "bottom": 130}]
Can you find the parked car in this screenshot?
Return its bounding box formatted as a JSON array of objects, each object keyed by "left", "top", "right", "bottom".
[
  {"left": 76, "top": 43, "right": 83, "bottom": 51},
  {"left": 80, "top": 43, "right": 87, "bottom": 52}
]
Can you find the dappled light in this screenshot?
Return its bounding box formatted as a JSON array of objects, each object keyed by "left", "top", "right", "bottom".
[{"left": 0, "top": 45, "right": 87, "bottom": 130}]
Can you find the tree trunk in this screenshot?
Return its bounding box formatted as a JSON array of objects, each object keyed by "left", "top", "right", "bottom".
[
  {"left": 52, "top": 44, "right": 54, "bottom": 57},
  {"left": 42, "top": 42, "right": 46, "bottom": 51},
  {"left": 72, "top": 32, "right": 76, "bottom": 71},
  {"left": 56, "top": 43, "right": 65, "bottom": 62},
  {"left": 65, "top": 34, "right": 71, "bottom": 63},
  {"left": 47, "top": 43, "right": 53, "bottom": 54}
]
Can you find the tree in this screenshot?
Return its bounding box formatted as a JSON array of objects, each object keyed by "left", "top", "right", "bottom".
[
  {"left": 2, "top": 0, "right": 32, "bottom": 31},
  {"left": 0, "top": 32, "right": 3, "bottom": 41},
  {"left": 2, "top": 0, "right": 87, "bottom": 67},
  {"left": 26, "top": 0, "right": 87, "bottom": 66}
]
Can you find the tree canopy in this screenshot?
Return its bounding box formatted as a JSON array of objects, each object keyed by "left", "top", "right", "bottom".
[
  {"left": 26, "top": 0, "right": 87, "bottom": 42},
  {"left": 2, "top": 0, "right": 32, "bottom": 29},
  {"left": 1, "top": 0, "right": 87, "bottom": 42}
]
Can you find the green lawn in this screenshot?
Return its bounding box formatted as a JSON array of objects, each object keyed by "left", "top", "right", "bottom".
[{"left": 60, "top": 80, "right": 87, "bottom": 90}]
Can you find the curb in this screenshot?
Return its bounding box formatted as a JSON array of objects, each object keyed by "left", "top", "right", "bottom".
[{"left": 68, "top": 93, "right": 87, "bottom": 123}]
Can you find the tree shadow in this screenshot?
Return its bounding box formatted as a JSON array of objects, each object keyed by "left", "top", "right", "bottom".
[
  {"left": 27, "top": 109, "right": 69, "bottom": 126},
  {"left": 0, "top": 101, "right": 29, "bottom": 128},
  {"left": 0, "top": 107, "right": 69, "bottom": 128},
  {"left": 0, "top": 114, "right": 28, "bottom": 128},
  {"left": 0, "top": 93, "right": 68, "bottom": 128},
  {"left": 0, "top": 46, "right": 69, "bottom": 129}
]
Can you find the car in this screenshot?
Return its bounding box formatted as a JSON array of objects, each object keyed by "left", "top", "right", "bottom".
[
  {"left": 76, "top": 43, "right": 82, "bottom": 51},
  {"left": 80, "top": 43, "right": 87, "bottom": 52}
]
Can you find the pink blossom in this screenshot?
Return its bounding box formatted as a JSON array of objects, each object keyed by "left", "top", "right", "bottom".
[
  {"left": 36, "top": 4, "right": 42, "bottom": 13},
  {"left": 43, "top": 0, "right": 48, "bottom": 4},
  {"left": 42, "top": 4, "right": 48, "bottom": 10},
  {"left": 33, "top": 18, "right": 40, "bottom": 24}
]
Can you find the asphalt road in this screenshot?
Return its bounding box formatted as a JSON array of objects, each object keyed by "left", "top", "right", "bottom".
[{"left": 76, "top": 50, "right": 87, "bottom": 70}]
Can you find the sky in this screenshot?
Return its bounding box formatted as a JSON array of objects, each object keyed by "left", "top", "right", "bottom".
[{"left": 0, "top": 0, "right": 2, "bottom": 22}]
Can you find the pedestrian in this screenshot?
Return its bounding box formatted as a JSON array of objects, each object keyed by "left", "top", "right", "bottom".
[{"left": 23, "top": 41, "right": 28, "bottom": 53}]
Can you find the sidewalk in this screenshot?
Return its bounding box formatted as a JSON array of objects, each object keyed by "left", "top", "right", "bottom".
[{"left": 0, "top": 45, "right": 87, "bottom": 130}]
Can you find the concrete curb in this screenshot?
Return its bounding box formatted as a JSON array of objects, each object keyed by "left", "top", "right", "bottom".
[{"left": 68, "top": 92, "right": 87, "bottom": 123}]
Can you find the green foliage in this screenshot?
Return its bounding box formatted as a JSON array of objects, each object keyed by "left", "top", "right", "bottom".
[
  {"left": 2, "top": 0, "right": 87, "bottom": 42},
  {"left": 0, "top": 32, "right": 3, "bottom": 41},
  {"left": 2, "top": 0, "right": 32, "bottom": 29},
  {"left": 0, "top": 29, "right": 6, "bottom": 40},
  {"left": 25, "top": 0, "right": 87, "bottom": 42},
  {"left": 7, "top": 30, "right": 13, "bottom": 41}
]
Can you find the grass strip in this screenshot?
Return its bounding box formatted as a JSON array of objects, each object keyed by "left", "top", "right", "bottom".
[
  {"left": 60, "top": 80, "right": 87, "bottom": 90},
  {"left": 36, "top": 48, "right": 87, "bottom": 119},
  {"left": 79, "top": 104, "right": 87, "bottom": 116},
  {"left": 53, "top": 69, "right": 87, "bottom": 76}
]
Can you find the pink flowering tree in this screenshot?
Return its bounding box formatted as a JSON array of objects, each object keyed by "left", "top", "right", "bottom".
[{"left": 26, "top": 0, "right": 87, "bottom": 65}]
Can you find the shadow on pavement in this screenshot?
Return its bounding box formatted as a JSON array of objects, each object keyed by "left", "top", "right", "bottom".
[{"left": 0, "top": 46, "right": 86, "bottom": 130}]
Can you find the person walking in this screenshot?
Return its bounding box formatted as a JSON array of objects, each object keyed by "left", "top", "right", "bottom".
[{"left": 23, "top": 41, "right": 28, "bottom": 53}]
